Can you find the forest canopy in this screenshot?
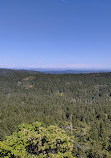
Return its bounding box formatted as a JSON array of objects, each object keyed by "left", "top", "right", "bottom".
[
  {"left": 0, "top": 69, "right": 111, "bottom": 157},
  {"left": 0, "top": 121, "right": 76, "bottom": 158}
]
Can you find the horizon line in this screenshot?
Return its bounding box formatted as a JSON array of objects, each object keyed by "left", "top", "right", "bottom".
[{"left": 0, "top": 67, "right": 111, "bottom": 70}]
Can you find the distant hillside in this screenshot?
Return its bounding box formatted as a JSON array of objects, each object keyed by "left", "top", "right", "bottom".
[
  {"left": 42, "top": 69, "right": 111, "bottom": 74},
  {"left": 0, "top": 68, "right": 41, "bottom": 76},
  {"left": 14, "top": 68, "right": 111, "bottom": 74}
]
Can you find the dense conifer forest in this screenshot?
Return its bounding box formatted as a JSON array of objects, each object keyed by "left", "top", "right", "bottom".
[{"left": 0, "top": 69, "right": 111, "bottom": 157}]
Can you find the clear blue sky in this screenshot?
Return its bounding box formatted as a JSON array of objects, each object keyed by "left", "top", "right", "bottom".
[{"left": 0, "top": 0, "right": 111, "bottom": 69}]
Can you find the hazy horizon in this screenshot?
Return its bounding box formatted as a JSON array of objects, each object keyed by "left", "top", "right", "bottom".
[{"left": 1, "top": 67, "right": 111, "bottom": 71}]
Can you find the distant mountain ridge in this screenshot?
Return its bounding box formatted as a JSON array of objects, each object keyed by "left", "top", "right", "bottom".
[
  {"left": 0, "top": 68, "right": 111, "bottom": 74},
  {"left": 14, "top": 68, "right": 111, "bottom": 74},
  {"left": 0, "top": 68, "right": 41, "bottom": 76},
  {"left": 40, "top": 69, "right": 111, "bottom": 74}
]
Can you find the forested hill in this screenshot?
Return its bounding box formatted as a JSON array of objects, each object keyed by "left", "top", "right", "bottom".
[
  {"left": 0, "top": 68, "right": 41, "bottom": 76},
  {"left": 0, "top": 69, "right": 111, "bottom": 157}
]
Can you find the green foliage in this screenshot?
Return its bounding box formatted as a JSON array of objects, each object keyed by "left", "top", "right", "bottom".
[
  {"left": 0, "top": 69, "right": 111, "bottom": 157},
  {"left": 0, "top": 121, "right": 76, "bottom": 158}
]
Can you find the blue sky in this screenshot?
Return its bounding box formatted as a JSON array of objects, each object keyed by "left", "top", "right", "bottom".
[{"left": 0, "top": 0, "right": 111, "bottom": 69}]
